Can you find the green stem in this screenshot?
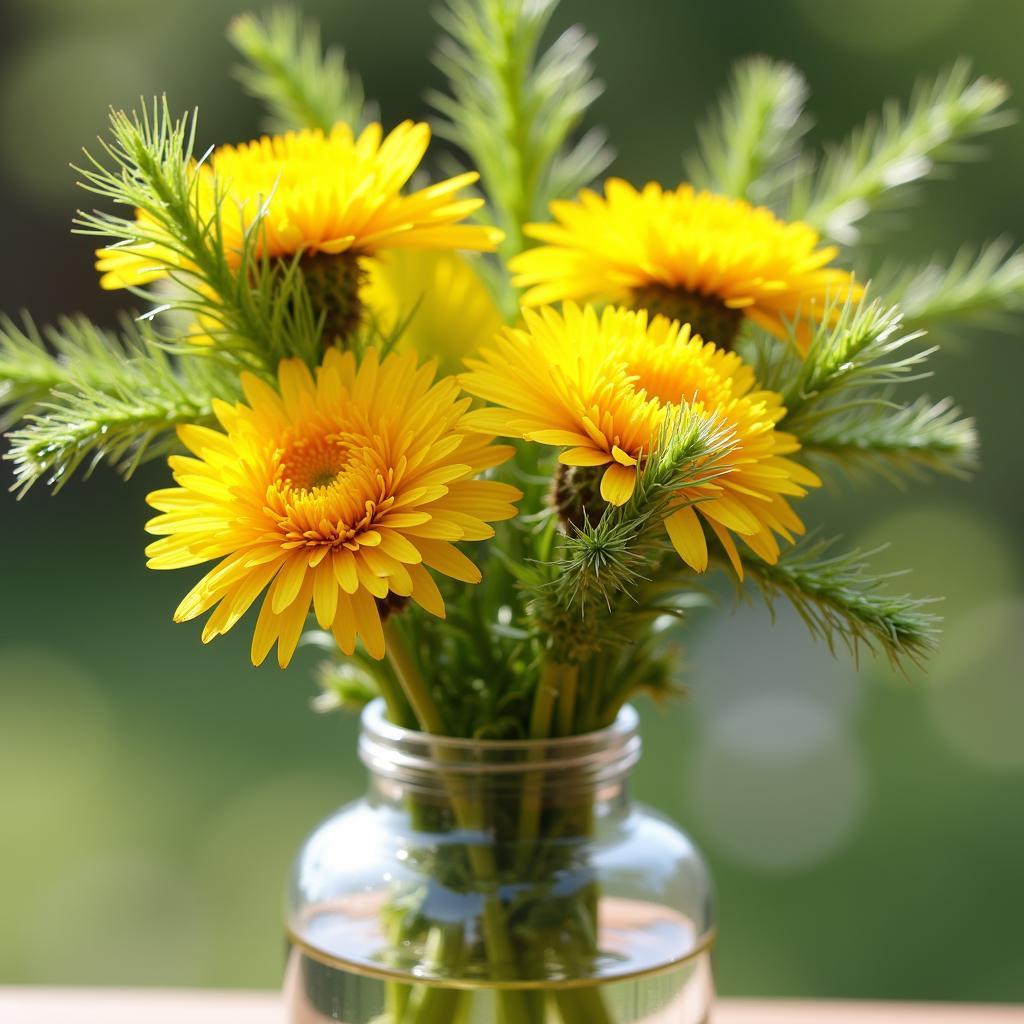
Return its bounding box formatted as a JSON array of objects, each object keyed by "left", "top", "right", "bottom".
[
  {"left": 372, "top": 662, "right": 416, "bottom": 730},
  {"left": 517, "top": 660, "right": 562, "bottom": 847},
  {"left": 406, "top": 926, "right": 467, "bottom": 1024},
  {"left": 579, "top": 657, "right": 606, "bottom": 735},
  {"left": 553, "top": 987, "right": 618, "bottom": 1024},
  {"left": 530, "top": 661, "right": 562, "bottom": 740},
  {"left": 557, "top": 665, "right": 579, "bottom": 737},
  {"left": 383, "top": 618, "right": 446, "bottom": 734},
  {"left": 385, "top": 911, "right": 414, "bottom": 1023},
  {"left": 383, "top": 618, "right": 541, "bottom": 1024}
]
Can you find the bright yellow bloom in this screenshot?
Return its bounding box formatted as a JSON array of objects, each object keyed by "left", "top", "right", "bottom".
[
  {"left": 97, "top": 121, "right": 502, "bottom": 290},
  {"left": 361, "top": 249, "right": 503, "bottom": 373},
  {"left": 510, "top": 179, "right": 860, "bottom": 346},
  {"left": 460, "top": 303, "right": 819, "bottom": 576},
  {"left": 145, "top": 348, "right": 521, "bottom": 667}
]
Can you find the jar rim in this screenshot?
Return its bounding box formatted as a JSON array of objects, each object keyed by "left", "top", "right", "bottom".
[
  {"left": 361, "top": 698, "right": 638, "bottom": 751},
  {"left": 358, "top": 699, "right": 641, "bottom": 782}
]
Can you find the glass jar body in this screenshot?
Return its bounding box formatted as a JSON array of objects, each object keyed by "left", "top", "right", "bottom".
[{"left": 285, "top": 702, "right": 715, "bottom": 1024}]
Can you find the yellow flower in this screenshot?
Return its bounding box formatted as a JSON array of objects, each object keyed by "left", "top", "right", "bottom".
[
  {"left": 96, "top": 121, "right": 502, "bottom": 291},
  {"left": 509, "top": 179, "right": 860, "bottom": 347},
  {"left": 361, "top": 249, "right": 503, "bottom": 373},
  {"left": 460, "top": 303, "right": 819, "bottom": 576},
  {"left": 145, "top": 348, "right": 521, "bottom": 667}
]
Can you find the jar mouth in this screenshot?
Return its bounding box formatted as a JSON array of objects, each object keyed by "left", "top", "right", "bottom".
[{"left": 359, "top": 699, "right": 641, "bottom": 784}]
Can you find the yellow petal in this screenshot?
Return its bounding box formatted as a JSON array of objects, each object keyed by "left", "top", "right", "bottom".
[
  {"left": 276, "top": 576, "right": 314, "bottom": 668},
  {"left": 332, "top": 550, "right": 359, "bottom": 594},
  {"left": 313, "top": 563, "right": 339, "bottom": 628},
  {"left": 250, "top": 595, "right": 281, "bottom": 667},
  {"left": 707, "top": 520, "right": 743, "bottom": 580},
  {"left": 407, "top": 563, "right": 446, "bottom": 618},
  {"left": 611, "top": 445, "right": 638, "bottom": 467},
  {"left": 559, "top": 447, "right": 613, "bottom": 467},
  {"left": 415, "top": 538, "right": 482, "bottom": 583},
  {"left": 376, "top": 530, "right": 424, "bottom": 564},
  {"left": 665, "top": 505, "right": 709, "bottom": 572},
  {"left": 351, "top": 588, "right": 386, "bottom": 660},
  {"left": 270, "top": 556, "right": 309, "bottom": 614},
  {"left": 599, "top": 464, "right": 637, "bottom": 506},
  {"left": 331, "top": 592, "right": 357, "bottom": 656}
]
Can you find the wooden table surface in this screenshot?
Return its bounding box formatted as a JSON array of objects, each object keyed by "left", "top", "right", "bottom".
[{"left": 2, "top": 989, "right": 1022, "bottom": 1023}]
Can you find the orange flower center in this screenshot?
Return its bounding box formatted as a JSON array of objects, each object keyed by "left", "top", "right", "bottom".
[
  {"left": 278, "top": 433, "right": 350, "bottom": 494},
  {"left": 617, "top": 335, "right": 737, "bottom": 412}
]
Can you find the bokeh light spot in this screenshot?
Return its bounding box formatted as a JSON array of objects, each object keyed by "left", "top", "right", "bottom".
[
  {"left": 0, "top": 647, "right": 113, "bottom": 874},
  {"left": 691, "top": 697, "right": 867, "bottom": 873},
  {"left": 856, "top": 504, "right": 1019, "bottom": 626},
  {"left": 25, "top": 855, "right": 207, "bottom": 985},
  {"left": 689, "top": 600, "right": 862, "bottom": 722},
  {"left": 196, "top": 773, "right": 346, "bottom": 986},
  {"left": 928, "top": 599, "right": 1024, "bottom": 771}
]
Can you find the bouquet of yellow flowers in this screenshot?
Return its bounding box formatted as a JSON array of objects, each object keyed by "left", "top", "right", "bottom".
[{"left": 2, "top": 3, "right": 1019, "bottom": 1022}]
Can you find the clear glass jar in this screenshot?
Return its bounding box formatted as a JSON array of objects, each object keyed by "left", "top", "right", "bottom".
[{"left": 285, "top": 700, "right": 715, "bottom": 1024}]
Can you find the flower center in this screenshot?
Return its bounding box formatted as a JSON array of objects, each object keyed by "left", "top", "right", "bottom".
[
  {"left": 551, "top": 463, "right": 607, "bottom": 534},
  {"left": 621, "top": 357, "right": 694, "bottom": 410},
  {"left": 614, "top": 333, "right": 726, "bottom": 413},
  {"left": 279, "top": 433, "right": 349, "bottom": 494},
  {"left": 299, "top": 251, "right": 366, "bottom": 348},
  {"left": 630, "top": 284, "right": 743, "bottom": 350}
]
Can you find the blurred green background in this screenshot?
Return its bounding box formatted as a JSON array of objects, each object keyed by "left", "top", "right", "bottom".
[{"left": 1, "top": 0, "right": 1022, "bottom": 1003}]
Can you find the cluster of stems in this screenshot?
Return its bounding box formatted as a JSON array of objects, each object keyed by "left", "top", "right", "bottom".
[{"left": 379, "top": 620, "right": 619, "bottom": 1024}]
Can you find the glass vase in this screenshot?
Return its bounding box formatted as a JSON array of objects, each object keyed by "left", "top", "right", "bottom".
[{"left": 284, "top": 700, "right": 715, "bottom": 1024}]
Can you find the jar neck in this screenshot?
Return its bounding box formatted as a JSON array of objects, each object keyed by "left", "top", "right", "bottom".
[{"left": 358, "top": 701, "right": 641, "bottom": 833}]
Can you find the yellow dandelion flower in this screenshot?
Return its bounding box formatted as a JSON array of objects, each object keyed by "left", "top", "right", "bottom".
[
  {"left": 361, "top": 249, "right": 503, "bottom": 373},
  {"left": 460, "top": 303, "right": 819, "bottom": 577},
  {"left": 96, "top": 120, "right": 502, "bottom": 291},
  {"left": 144, "top": 348, "right": 521, "bottom": 668},
  {"left": 509, "top": 179, "right": 861, "bottom": 347}
]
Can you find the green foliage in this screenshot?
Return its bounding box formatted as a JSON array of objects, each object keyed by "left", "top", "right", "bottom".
[
  {"left": 74, "top": 98, "right": 323, "bottom": 375},
  {"left": 741, "top": 538, "right": 940, "bottom": 672},
  {"left": 0, "top": 315, "right": 75, "bottom": 430},
  {"left": 746, "top": 297, "right": 978, "bottom": 486},
  {"left": 528, "top": 408, "right": 738, "bottom": 659},
  {"left": 798, "top": 395, "right": 978, "bottom": 483},
  {"left": 8, "top": 9, "right": 1018, "bottom": 733},
  {"left": 228, "top": 7, "right": 368, "bottom": 135},
  {"left": 763, "top": 296, "right": 931, "bottom": 436},
  {"left": 307, "top": 641, "right": 382, "bottom": 715},
  {"left": 789, "top": 62, "right": 1012, "bottom": 243},
  {"left": 687, "top": 56, "right": 810, "bottom": 205},
  {"left": 2, "top": 315, "right": 236, "bottom": 495},
  {"left": 886, "top": 240, "right": 1024, "bottom": 331},
  {"left": 384, "top": 563, "right": 539, "bottom": 739},
  {"left": 430, "top": 0, "right": 613, "bottom": 283}
]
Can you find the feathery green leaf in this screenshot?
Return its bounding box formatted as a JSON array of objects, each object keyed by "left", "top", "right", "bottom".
[
  {"left": 430, "top": 0, "right": 613, "bottom": 287},
  {"left": 766, "top": 295, "right": 932, "bottom": 436},
  {"left": 74, "top": 98, "right": 323, "bottom": 374},
  {"left": 228, "top": 7, "right": 367, "bottom": 135},
  {"left": 0, "top": 315, "right": 77, "bottom": 430},
  {"left": 528, "top": 407, "right": 737, "bottom": 661},
  {"left": 885, "top": 239, "right": 1024, "bottom": 331},
  {"left": 2, "top": 315, "right": 238, "bottom": 495},
  {"left": 790, "top": 62, "right": 1012, "bottom": 244},
  {"left": 687, "top": 56, "right": 810, "bottom": 205},
  {"left": 798, "top": 395, "right": 978, "bottom": 483},
  {"left": 741, "top": 538, "right": 940, "bottom": 672}
]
